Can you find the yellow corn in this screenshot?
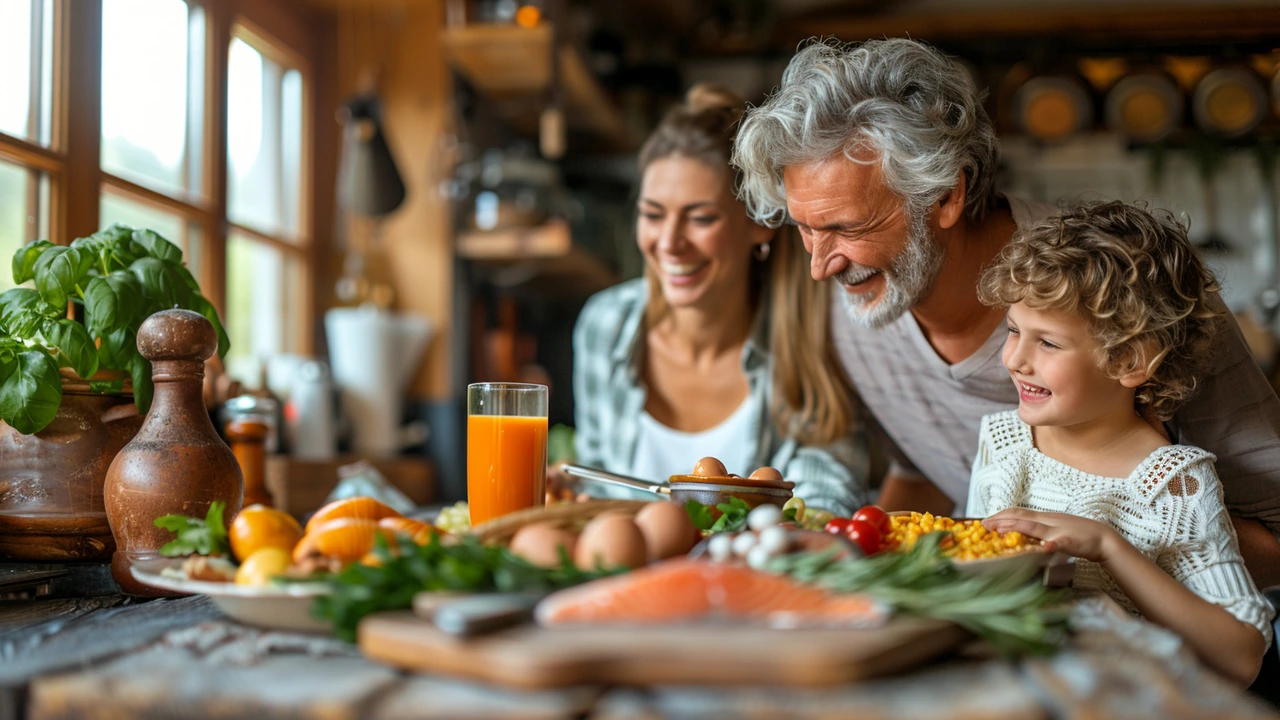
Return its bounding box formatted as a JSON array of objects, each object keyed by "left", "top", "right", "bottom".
[{"left": 884, "top": 514, "right": 1038, "bottom": 560}]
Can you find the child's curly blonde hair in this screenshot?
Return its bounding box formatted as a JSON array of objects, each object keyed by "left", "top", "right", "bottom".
[{"left": 978, "top": 201, "right": 1223, "bottom": 420}]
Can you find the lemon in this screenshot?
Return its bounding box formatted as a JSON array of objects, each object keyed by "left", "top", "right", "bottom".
[{"left": 234, "top": 547, "right": 291, "bottom": 586}]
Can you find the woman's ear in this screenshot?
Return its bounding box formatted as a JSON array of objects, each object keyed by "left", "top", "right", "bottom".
[
  {"left": 750, "top": 222, "right": 777, "bottom": 247},
  {"left": 937, "top": 171, "right": 967, "bottom": 230}
]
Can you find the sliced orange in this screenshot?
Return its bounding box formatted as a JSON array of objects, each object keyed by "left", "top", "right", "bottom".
[
  {"left": 305, "top": 497, "right": 402, "bottom": 533},
  {"left": 309, "top": 517, "right": 397, "bottom": 562},
  {"left": 378, "top": 517, "right": 435, "bottom": 545}
]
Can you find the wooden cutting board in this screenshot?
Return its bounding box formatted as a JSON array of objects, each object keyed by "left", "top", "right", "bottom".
[{"left": 358, "top": 613, "right": 969, "bottom": 689}]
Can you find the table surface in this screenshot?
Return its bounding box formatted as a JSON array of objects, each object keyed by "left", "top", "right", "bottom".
[{"left": 1, "top": 591, "right": 1277, "bottom": 720}]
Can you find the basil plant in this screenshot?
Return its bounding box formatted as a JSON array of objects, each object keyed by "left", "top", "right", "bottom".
[{"left": 0, "top": 224, "right": 229, "bottom": 434}]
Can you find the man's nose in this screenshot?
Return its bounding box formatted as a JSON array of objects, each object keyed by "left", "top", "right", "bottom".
[{"left": 809, "top": 235, "right": 848, "bottom": 282}]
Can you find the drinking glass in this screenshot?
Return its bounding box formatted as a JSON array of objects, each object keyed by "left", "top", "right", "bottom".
[{"left": 466, "top": 383, "right": 548, "bottom": 526}]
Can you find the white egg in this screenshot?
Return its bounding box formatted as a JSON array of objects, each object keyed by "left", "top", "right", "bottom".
[
  {"left": 747, "top": 504, "right": 784, "bottom": 531},
  {"left": 746, "top": 544, "right": 775, "bottom": 570},
  {"left": 731, "top": 532, "right": 757, "bottom": 557},
  {"left": 756, "top": 525, "right": 789, "bottom": 555},
  {"left": 707, "top": 533, "right": 733, "bottom": 563}
]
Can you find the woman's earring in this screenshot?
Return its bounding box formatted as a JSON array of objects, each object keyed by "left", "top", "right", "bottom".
[{"left": 753, "top": 241, "right": 771, "bottom": 261}]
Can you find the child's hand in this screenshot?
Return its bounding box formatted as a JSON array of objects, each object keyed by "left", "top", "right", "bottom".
[{"left": 983, "top": 508, "right": 1119, "bottom": 563}]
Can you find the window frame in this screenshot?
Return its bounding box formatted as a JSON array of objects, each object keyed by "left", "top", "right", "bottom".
[{"left": 0, "top": 0, "right": 318, "bottom": 356}]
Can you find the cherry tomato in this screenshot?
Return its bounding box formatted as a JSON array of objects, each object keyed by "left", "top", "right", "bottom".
[
  {"left": 845, "top": 519, "right": 882, "bottom": 556},
  {"left": 852, "top": 505, "right": 892, "bottom": 535},
  {"left": 824, "top": 518, "right": 853, "bottom": 535}
]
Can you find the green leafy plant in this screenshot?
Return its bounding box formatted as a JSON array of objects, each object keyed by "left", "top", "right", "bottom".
[
  {"left": 315, "top": 532, "right": 622, "bottom": 642},
  {"left": 684, "top": 496, "right": 752, "bottom": 534},
  {"left": 0, "top": 224, "right": 228, "bottom": 434},
  {"left": 154, "top": 501, "right": 232, "bottom": 557}
]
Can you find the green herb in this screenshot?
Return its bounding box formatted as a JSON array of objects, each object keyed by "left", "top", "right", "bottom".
[
  {"left": 684, "top": 496, "right": 753, "bottom": 533},
  {"left": 769, "top": 532, "right": 1070, "bottom": 656},
  {"left": 0, "top": 225, "right": 228, "bottom": 434},
  {"left": 154, "top": 501, "right": 231, "bottom": 558},
  {"left": 548, "top": 423, "right": 575, "bottom": 464},
  {"left": 314, "top": 533, "right": 622, "bottom": 642}
]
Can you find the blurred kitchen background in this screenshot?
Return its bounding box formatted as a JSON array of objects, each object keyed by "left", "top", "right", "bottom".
[{"left": 2, "top": 0, "right": 1279, "bottom": 508}]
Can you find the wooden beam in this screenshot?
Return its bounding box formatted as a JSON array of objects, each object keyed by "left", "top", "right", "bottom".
[
  {"left": 0, "top": 132, "right": 61, "bottom": 174},
  {"left": 783, "top": 4, "right": 1280, "bottom": 44},
  {"left": 60, "top": 0, "right": 100, "bottom": 244}
]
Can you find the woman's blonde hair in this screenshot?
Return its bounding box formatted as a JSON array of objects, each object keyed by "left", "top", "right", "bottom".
[
  {"left": 638, "top": 83, "right": 855, "bottom": 445},
  {"left": 978, "top": 201, "right": 1223, "bottom": 420}
]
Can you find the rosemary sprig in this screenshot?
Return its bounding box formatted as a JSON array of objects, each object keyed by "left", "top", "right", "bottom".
[{"left": 769, "top": 532, "right": 1070, "bottom": 655}]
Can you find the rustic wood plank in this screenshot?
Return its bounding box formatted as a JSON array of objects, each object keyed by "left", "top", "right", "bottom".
[
  {"left": 0, "top": 595, "right": 221, "bottom": 685},
  {"left": 0, "top": 596, "right": 126, "bottom": 637},
  {"left": 370, "top": 676, "right": 601, "bottom": 720},
  {"left": 29, "top": 647, "right": 402, "bottom": 720},
  {"left": 590, "top": 662, "right": 1046, "bottom": 720}
]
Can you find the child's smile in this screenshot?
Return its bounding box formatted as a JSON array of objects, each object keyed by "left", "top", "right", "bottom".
[{"left": 1002, "top": 302, "right": 1138, "bottom": 430}]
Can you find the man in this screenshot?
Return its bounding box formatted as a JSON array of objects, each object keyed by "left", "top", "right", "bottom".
[{"left": 733, "top": 37, "right": 1280, "bottom": 586}]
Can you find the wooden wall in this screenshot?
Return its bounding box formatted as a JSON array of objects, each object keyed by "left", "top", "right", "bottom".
[{"left": 329, "top": 1, "right": 454, "bottom": 401}]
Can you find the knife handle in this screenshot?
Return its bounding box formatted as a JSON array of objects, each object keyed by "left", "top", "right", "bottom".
[{"left": 431, "top": 594, "right": 540, "bottom": 636}]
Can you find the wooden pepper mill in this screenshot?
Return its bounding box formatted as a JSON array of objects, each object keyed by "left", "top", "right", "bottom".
[
  {"left": 226, "top": 418, "right": 272, "bottom": 508},
  {"left": 105, "top": 309, "right": 244, "bottom": 595}
]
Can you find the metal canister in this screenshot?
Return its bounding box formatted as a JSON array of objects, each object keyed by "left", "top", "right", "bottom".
[{"left": 288, "top": 360, "right": 336, "bottom": 460}]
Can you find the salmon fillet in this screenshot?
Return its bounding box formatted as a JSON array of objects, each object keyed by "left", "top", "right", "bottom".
[{"left": 536, "top": 559, "right": 885, "bottom": 628}]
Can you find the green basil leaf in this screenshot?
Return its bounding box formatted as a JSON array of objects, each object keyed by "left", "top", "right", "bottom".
[
  {"left": 192, "top": 294, "right": 230, "bottom": 358},
  {"left": 174, "top": 264, "right": 202, "bottom": 293},
  {"left": 84, "top": 271, "right": 144, "bottom": 338},
  {"left": 34, "top": 246, "right": 90, "bottom": 309},
  {"left": 129, "top": 257, "right": 189, "bottom": 309},
  {"left": 132, "top": 229, "right": 183, "bottom": 264},
  {"left": 12, "top": 240, "right": 54, "bottom": 285},
  {"left": 0, "top": 288, "right": 55, "bottom": 338},
  {"left": 96, "top": 224, "right": 134, "bottom": 245},
  {"left": 89, "top": 379, "right": 125, "bottom": 394},
  {"left": 130, "top": 356, "right": 153, "bottom": 415},
  {"left": 685, "top": 499, "right": 716, "bottom": 531},
  {"left": 43, "top": 317, "right": 99, "bottom": 380},
  {"left": 98, "top": 327, "right": 138, "bottom": 370},
  {"left": 0, "top": 348, "right": 62, "bottom": 434}
]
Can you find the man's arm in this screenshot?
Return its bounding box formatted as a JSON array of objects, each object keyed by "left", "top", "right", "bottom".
[
  {"left": 1232, "top": 515, "right": 1280, "bottom": 589},
  {"left": 877, "top": 472, "right": 956, "bottom": 515}
]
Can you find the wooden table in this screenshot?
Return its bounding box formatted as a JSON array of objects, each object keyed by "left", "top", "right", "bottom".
[{"left": 2, "top": 592, "right": 1276, "bottom": 720}]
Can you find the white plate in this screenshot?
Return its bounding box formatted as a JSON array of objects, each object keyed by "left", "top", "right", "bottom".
[{"left": 130, "top": 559, "right": 332, "bottom": 633}]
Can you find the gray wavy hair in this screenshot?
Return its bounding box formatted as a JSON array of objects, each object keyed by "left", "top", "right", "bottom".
[{"left": 734, "top": 38, "right": 999, "bottom": 228}]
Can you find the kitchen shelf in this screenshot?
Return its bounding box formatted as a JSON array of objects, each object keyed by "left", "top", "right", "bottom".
[
  {"left": 442, "top": 23, "right": 633, "bottom": 151},
  {"left": 456, "top": 219, "right": 572, "bottom": 261}
]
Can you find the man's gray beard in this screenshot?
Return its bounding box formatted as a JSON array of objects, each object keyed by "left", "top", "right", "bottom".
[{"left": 837, "top": 207, "right": 944, "bottom": 330}]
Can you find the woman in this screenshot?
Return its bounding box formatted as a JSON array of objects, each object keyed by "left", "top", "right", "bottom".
[{"left": 568, "top": 84, "right": 869, "bottom": 515}]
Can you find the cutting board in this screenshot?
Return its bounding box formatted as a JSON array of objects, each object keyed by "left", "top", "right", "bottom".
[{"left": 358, "top": 613, "right": 969, "bottom": 689}]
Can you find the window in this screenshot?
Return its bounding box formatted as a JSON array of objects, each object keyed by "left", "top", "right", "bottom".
[
  {"left": 0, "top": 1, "right": 316, "bottom": 388},
  {"left": 224, "top": 27, "right": 309, "bottom": 384}
]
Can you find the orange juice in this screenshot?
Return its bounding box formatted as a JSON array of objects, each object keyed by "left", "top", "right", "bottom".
[{"left": 467, "top": 414, "right": 548, "bottom": 526}]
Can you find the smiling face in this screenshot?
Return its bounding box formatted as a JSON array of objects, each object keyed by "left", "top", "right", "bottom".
[
  {"left": 637, "top": 155, "right": 770, "bottom": 310},
  {"left": 782, "top": 155, "right": 945, "bottom": 329},
  {"left": 1002, "top": 302, "right": 1140, "bottom": 429}
]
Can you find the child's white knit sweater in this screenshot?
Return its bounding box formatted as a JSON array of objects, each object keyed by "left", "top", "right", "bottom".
[{"left": 968, "top": 410, "right": 1274, "bottom": 645}]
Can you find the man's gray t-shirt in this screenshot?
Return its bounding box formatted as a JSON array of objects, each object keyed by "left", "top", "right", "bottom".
[{"left": 832, "top": 195, "right": 1280, "bottom": 534}]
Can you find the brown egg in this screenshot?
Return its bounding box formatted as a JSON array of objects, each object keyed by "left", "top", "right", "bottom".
[
  {"left": 574, "top": 513, "right": 648, "bottom": 571},
  {"left": 633, "top": 502, "right": 698, "bottom": 561},
  {"left": 692, "top": 456, "right": 728, "bottom": 477},
  {"left": 749, "top": 467, "right": 784, "bottom": 482},
  {"left": 509, "top": 522, "right": 578, "bottom": 569}
]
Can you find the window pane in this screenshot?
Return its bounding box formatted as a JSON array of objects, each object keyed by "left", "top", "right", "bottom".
[
  {"left": 228, "top": 37, "right": 303, "bottom": 240},
  {"left": 101, "top": 0, "right": 201, "bottom": 196},
  {"left": 225, "top": 233, "right": 304, "bottom": 384},
  {"left": 99, "top": 191, "right": 202, "bottom": 281},
  {"left": 0, "top": 0, "right": 55, "bottom": 145},
  {"left": 0, "top": 159, "right": 47, "bottom": 292}
]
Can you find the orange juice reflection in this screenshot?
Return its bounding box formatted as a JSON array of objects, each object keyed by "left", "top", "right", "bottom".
[{"left": 467, "top": 414, "right": 548, "bottom": 526}]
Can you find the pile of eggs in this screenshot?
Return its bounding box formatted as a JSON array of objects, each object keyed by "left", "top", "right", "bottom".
[{"left": 508, "top": 502, "right": 698, "bottom": 571}]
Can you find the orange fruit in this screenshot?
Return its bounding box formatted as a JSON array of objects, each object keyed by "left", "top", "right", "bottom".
[
  {"left": 229, "top": 505, "right": 304, "bottom": 562},
  {"left": 305, "top": 497, "right": 402, "bottom": 533},
  {"left": 378, "top": 517, "right": 436, "bottom": 545},
  {"left": 310, "top": 517, "right": 397, "bottom": 562}
]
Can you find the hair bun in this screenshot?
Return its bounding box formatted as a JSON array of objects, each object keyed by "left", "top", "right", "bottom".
[{"left": 685, "top": 83, "right": 744, "bottom": 117}]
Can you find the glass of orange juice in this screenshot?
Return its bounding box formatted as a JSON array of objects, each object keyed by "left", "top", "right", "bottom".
[{"left": 466, "top": 383, "right": 548, "bottom": 526}]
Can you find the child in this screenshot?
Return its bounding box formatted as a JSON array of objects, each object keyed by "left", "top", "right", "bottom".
[{"left": 968, "top": 201, "right": 1273, "bottom": 685}]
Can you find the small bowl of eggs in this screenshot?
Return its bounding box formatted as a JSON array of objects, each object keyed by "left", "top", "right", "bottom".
[{"left": 666, "top": 457, "right": 795, "bottom": 511}]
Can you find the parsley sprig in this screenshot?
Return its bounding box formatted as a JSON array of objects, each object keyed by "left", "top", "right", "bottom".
[
  {"left": 153, "top": 501, "right": 231, "bottom": 557},
  {"left": 684, "top": 496, "right": 751, "bottom": 533}
]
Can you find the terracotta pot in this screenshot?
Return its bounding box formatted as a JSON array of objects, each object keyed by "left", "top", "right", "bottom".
[{"left": 0, "top": 372, "right": 143, "bottom": 562}]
